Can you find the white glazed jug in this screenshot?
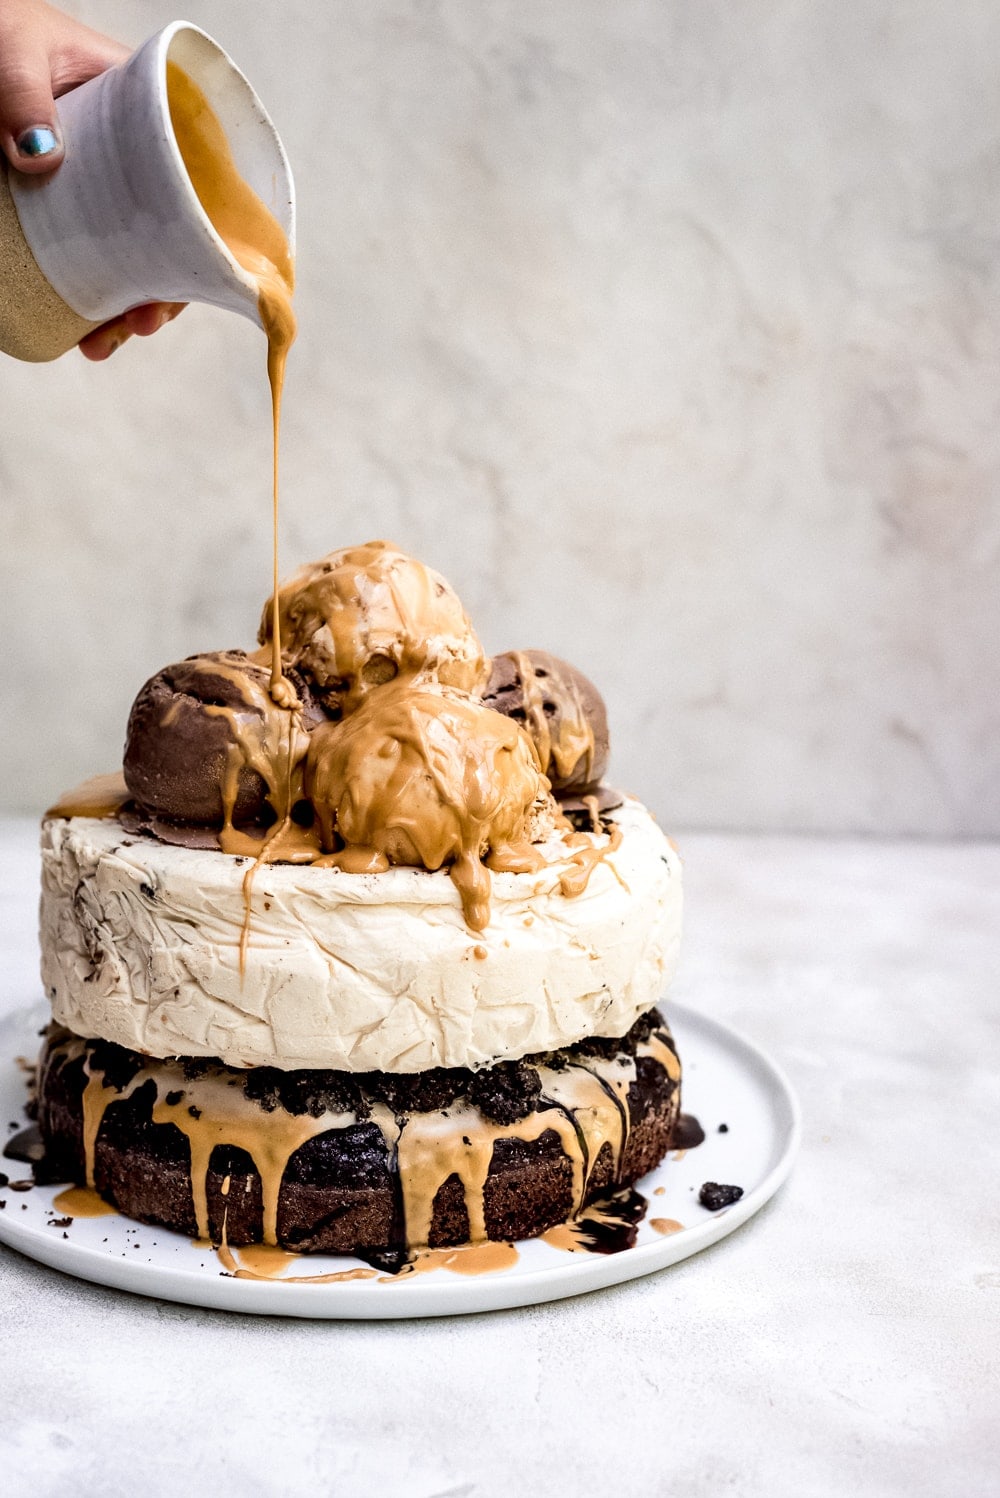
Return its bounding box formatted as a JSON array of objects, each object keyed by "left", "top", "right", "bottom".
[{"left": 0, "top": 20, "right": 295, "bottom": 361}]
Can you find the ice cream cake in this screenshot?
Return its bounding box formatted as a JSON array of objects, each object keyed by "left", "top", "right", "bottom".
[{"left": 35, "top": 540, "right": 684, "bottom": 1261}]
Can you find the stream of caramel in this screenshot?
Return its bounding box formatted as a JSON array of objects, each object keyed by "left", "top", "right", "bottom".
[
  {"left": 163, "top": 64, "right": 311, "bottom": 953},
  {"left": 165, "top": 62, "right": 297, "bottom": 709}
]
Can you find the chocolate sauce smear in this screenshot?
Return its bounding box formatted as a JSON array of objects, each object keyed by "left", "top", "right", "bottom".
[
  {"left": 566, "top": 1186, "right": 649, "bottom": 1255},
  {"left": 3, "top": 1124, "right": 44, "bottom": 1164}
]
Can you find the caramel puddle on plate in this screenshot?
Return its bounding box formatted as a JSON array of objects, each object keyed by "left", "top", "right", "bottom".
[
  {"left": 218, "top": 1241, "right": 379, "bottom": 1284},
  {"left": 650, "top": 1218, "right": 684, "bottom": 1236},
  {"left": 51, "top": 1185, "right": 116, "bottom": 1218},
  {"left": 213, "top": 1193, "right": 379, "bottom": 1282},
  {"left": 384, "top": 1241, "right": 520, "bottom": 1280},
  {"left": 214, "top": 1239, "right": 519, "bottom": 1283}
]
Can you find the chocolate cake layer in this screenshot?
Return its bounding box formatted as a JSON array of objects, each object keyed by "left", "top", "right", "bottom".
[{"left": 37, "top": 1013, "right": 681, "bottom": 1256}]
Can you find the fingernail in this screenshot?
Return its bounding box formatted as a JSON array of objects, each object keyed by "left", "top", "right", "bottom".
[{"left": 16, "top": 126, "right": 59, "bottom": 159}]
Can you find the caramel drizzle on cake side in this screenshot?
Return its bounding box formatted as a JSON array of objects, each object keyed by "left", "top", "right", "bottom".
[{"left": 55, "top": 1030, "right": 678, "bottom": 1252}]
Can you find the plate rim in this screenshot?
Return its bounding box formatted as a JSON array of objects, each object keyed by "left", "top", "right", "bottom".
[{"left": 0, "top": 1000, "right": 801, "bottom": 1319}]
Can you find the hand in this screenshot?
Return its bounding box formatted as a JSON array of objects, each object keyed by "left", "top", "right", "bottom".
[{"left": 0, "top": 0, "right": 184, "bottom": 357}]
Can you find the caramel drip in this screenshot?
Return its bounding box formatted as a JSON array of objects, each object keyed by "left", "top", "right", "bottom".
[
  {"left": 197, "top": 656, "right": 317, "bottom": 968},
  {"left": 45, "top": 772, "right": 129, "bottom": 820},
  {"left": 226, "top": 1242, "right": 294, "bottom": 1277},
  {"left": 509, "top": 651, "right": 595, "bottom": 784},
  {"left": 390, "top": 1242, "right": 520, "bottom": 1278},
  {"left": 484, "top": 843, "right": 545, "bottom": 875},
  {"left": 217, "top": 1236, "right": 379, "bottom": 1282},
  {"left": 313, "top": 845, "right": 390, "bottom": 874},
  {"left": 260, "top": 540, "right": 485, "bottom": 705},
  {"left": 165, "top": 63, "right": 296, "bottom": 709},
  {"left": 391, "top": 1100, "right": 585, "bottom": 1249},
  {"left": 80, "top": 1066, "right": 145, "bottom": 1187},
  {"left": 387, "top": 1053, "right": 638, "bottom": 1248},
  {"left": 232, "top": 1256, "right": 378, "bottom": 1283},
  {"left": 646, "top": 1031, "right": 682, "bottom": 1086},
  {"left": 150, "top": 1077, "right": 353, "bottom": 1244},
  {"left": 581, "top": 794, "right": 600, "bottom": 832},
  {"left": 52, "top": 1185, "right": 117, "bottom": 1218},
  {"left": 68, "top": 1038, "right": 345, "bottom": 1244},
  {"left": 231, "top": 815, "right": 324, "bottom": 972},
  {"left": 186, "top": 657, "right": 311, "bottom": 842},
  {"left": 557, "top": 822, "right": 624, "bottom": 899},
  {"left": 538, "top": 1062, "right": 631, "bottom": 1196},
  {"left": 57, "top": 1033, "right": 663, "bottom": 1257},
  {"left": 650, "top": 1218, "right": 684, "bottom": 1236},
  {"left": 166, "top": 656, "right": 323, "bottom": 968},
  {"left": 539, "top": 1222, "right": 585, "bottom": 1253}
]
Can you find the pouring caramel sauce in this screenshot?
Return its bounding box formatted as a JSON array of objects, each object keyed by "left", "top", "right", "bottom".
[{"left": 166, "top": 61, "right": 297, "bottom": 709}]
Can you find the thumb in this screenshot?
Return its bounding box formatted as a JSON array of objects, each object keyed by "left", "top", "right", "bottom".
[{"left": 0, "top": 41, "right": 63, "bottom": 173}]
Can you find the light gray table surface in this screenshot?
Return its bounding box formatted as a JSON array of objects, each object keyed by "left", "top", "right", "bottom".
[{"left": 0, "top": 816, "right": 996, "bottom": 1497}]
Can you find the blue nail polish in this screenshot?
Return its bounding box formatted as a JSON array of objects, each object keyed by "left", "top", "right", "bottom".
[{"left": 17, "top": 126, "right": 58, "bottom": 158}]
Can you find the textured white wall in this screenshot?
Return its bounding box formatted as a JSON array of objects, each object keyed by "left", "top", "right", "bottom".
[{"left": 1, "top": 0, "right": 998, "bottom": 831}]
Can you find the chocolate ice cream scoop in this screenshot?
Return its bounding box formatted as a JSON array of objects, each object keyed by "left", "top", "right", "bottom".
[
  {"left": 482, "top": 650, "right": 610, "bottom": 794},
  {"left": 123, "top": 651, "right": 326, "bottom": 829},
  {"left": 258, "top": 540, "right": 486, "bottom": 714}
]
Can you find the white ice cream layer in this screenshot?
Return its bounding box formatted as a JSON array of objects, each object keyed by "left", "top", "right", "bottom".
[{"left": 39, "top": 799, "right": 682, "bottom": 1072}]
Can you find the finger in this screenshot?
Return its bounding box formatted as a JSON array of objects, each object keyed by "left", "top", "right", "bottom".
[
  {"left": 0, "top": 4, "right": 129, "bottom": 173},
  {"left": 0, "top": 41, "right": 64, "bottom": 172},
  {"left": 50, "top": 33, "right": 130, "bottom": 97},
  {"left": 122, "top": 302, "right": 186, "bottom": 337},
  {"left": 78, "top": 318, "right": 133, "bottom": 361}
]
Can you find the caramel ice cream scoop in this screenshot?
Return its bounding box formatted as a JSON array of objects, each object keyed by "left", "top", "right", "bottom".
[
  {"left": 305, "top": 680, "right": 549, "bottom": 930},
  {"left": 482, "top": 650, "right": 610, "bottom": 795},
  {"left": 123, "top": 651, "right": 325, "bottom": 829},
  {"left": 259, "top": 540, "right": 486, "bottom": 714}
]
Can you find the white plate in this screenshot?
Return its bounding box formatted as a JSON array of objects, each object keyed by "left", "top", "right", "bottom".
[{"left": 0, "top": 1001, "right": 799, "bottom": 1319}]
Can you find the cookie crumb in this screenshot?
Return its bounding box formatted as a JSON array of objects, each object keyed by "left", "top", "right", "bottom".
[{"left": 698, "top": 1181, "right": 743, "bottom": 1211}]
